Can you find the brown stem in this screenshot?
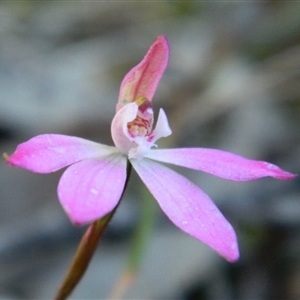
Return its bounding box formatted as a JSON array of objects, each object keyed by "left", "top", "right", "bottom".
[{"left": 53, "top": 161, "right": 132, "bottom": 300}]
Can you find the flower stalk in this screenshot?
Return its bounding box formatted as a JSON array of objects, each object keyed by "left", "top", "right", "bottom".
[{"left": 54, "top": 214, "right": 113, "bottom": 300}]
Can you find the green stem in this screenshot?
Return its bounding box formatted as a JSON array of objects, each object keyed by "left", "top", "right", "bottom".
[
  {"left": 108, "top": 181, "right": 157, "bottom": 299},
  {"left": 128, "top": 185, "right": 157, "bottom": 272},
  {"left": 54, "top": 162, "right": 132, "bottom": 300}
]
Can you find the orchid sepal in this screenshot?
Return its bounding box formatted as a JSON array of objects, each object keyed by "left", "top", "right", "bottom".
[
  {"left": 58, "top": 153, "right": 127, "bottom": 225},
  {"left": 6, "top": 134, "right": 118, "bottom": 173},
  {"left": 131, "top": 158, "right": 239, "bottom": 262},
  {"left": 117, "top": 35, "right": 169, "bottom": 111},
  {"left": 145, "top": 148, "right": 297, "bottom": 181}
]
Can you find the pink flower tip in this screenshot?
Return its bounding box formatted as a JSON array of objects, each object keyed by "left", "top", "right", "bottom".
[
  {"left": 3, "top": 150, "right": 25, "bottom": 168},
  {"left": 227, "top": 249, "right": 240, "bottom": 263},
  {"left": 3, "top": 152, "right": 13, "bottom": 165},
  {"left": 267, "top": 163, "right": 297, "bottom": 180}
]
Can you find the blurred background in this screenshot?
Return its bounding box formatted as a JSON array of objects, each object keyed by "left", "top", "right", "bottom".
[{"left": 0, "top": 1, "right": 300, "bottom": 299}]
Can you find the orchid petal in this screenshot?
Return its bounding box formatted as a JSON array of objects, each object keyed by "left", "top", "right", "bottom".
[
  {"left": 146, "top": 148, "right": 296, "bottom": 181},
  {"left": 117, "top": 36, "right": 169, "bottom": 111},
  {"left": 6, "top": 134, "right": 118, "bottom": 173},
  {"left": 58, "top": 153, "right": 127, "bottom": 225},
  {"left": 131, "top": 158, "right": 239, "bottom": 262},
  {"left": 151, "top": 108, "right": 172, "bottom": 143},
  {"left": 111, "top": 102, "right": 138, "bottom": 154}
]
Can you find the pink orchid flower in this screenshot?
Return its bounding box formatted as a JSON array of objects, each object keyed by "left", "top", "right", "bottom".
[{"left": 6, "top": 36, "right": 296, "bottom": 262}]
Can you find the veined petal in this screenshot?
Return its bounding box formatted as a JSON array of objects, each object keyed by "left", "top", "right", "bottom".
[
  {"left": 146, "top": 148, "right": 296, "bottom": 181},
  {"left": 58, "top": 153, "right": 127, "bottom": 225},
  {"left": 111, "top": 102, "right": 138, "bottom": 154},
  {"left": 131, "top": 158, "right": 239, "bottom": 262},
  {"left": 117, "top": 36, "right": 169, "bottom": 111},
  {"left": 5, "top": 134, "right": 118, "bottom": 173}
]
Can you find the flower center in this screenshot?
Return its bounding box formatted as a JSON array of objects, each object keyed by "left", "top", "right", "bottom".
[{"left": 127, "top": 97, "right": 154, "bottom": 138}]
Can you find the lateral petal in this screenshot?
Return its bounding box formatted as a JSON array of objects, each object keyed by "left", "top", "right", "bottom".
[
  {"left": 6, "top": 134, "right": 118, "bottom": 173},
  {"left": 145, "top": 148, "right": 296, "bottom": 181},
  {"left": 58, "top": 153, "right": 127, "bottom": 225},
  {"left": 111, "top": 102, "right": 138, "bottom": 154},
  {"left": 131, "top": 158, "right": 239, "bottom": 262},
  {"left": 151, "top": 108, "right": 172, "bottom": 143},
  {"left": 117, "top": 36, "right": 169, "bottom": 111}
]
